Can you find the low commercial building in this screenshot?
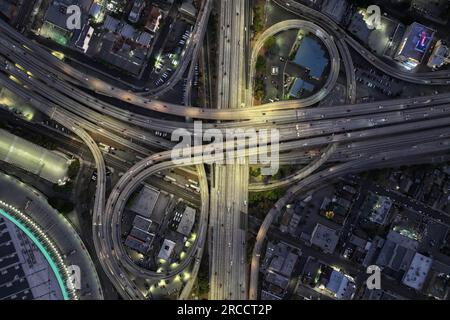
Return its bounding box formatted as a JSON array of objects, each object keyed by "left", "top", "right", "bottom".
[
  {"left": 135, "top": 32, "right": 153, "bottom": 47},
  {"left": 129, "top": 184, "right": 160, "bottom": 218},
  {"left": 409, "top": 0, "right": 449, "bottom": 25},
  {"left": 103, "top": 15, "right": 120, "bottom": 33},
  {"left": 103, "top": 42, "right": 146, "bottom": 75},
  {"left": 288, "top": 78, "right": 315, "bottom": 99},
  {"left": 427, "top": 40, "right": 450, "bottom": 70},
  {"left": 320, "top": 0, "right": 350, "bottom": 25},
  {"left": 268, "top": 251, "right": 298, "bottom": 278},
  {"left": 363, "top": 288, "right": 401, "bottom": 300},
  {"left": 120, "top": 23, "right": 135, "bottom": 39},
  {"left": 157, "top": 239, "right": 176, "bottom": 261},
  {"left": 102, "top": 15, "right": 154, "bottom": 45},
  {"left": 265, "top": 272, "right": 290, "bottom": 290},
  {"left": 324, "top": 270, "right": 356, "bottom": 300},
  {"left": 176, "top": 206, "right": 196, "bottom": 237},
  {"left": 125, "top": 236, "right": 149, "bottom": 254},
  {"left": 145, "top": 6, "right": 163, "bottom": 33},
  {"left": 402, "top": 253, "right": 433, "bottom": 290},
  {"left": 89, "top": 2, "right": 103, "bottom": 22},
  {"left": 362, "top": 193, "right": 393, "bottom": 226},
  {"left": 132, "top": 215, "right": 152, "bottom": 232},
  {"left": 125, "top": 215, "right": 155, "bottom": 254},
  {"left": 395, "top": 22, "right": 435, "bottom": 70},
  {"left": 310, "top": 223, "right": 340, "bottom": 254},
  {"left": 347, "top": 10, "right": 405, "bottom": 59},
  {"left": 376, "top": 231, "right": 419, "bottom": 272},
  {"left": 40, "top": 0, "right": 93, "bottom": 46},
  {"left": 94, "top": 15, "right": 155, "bottom": 75},
  {"left": 74, "top": 25, "right": 94, "bottom": 53},
  {"left": 179, "top": 0, "right": 197, "bottom": 21},
  {"left": 0, "top": 0, "right": 20, "bottom": 22},
  {"left": 263, "top": 242, "right": 299, "bottom": 293},
  {"left": 261, "top": 290, "right": 282, "bottom": 300},
  {"left": 426, "top": 265, "right": 450, "bottom": 299},
  {"left": 130, "top": 227, "right": 153, "bottom": 243}
]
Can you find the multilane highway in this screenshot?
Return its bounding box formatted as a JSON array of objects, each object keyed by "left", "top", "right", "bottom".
[
  {"left": 99, "top": 107, "right": 450, "bottom": 298},
  {"left": 1, "top": 19, "right": 450, "bottom": 132},
  {"left": 0, "top": 70, "right": 142, "bottom": 298},
  {"left": 2, "top": 2, "right": 450, "bottom": 300},
  {"left": 209, "top": 0, "right": 248, "bottom": 300},
  {"left": 3, "top": 48, "right": 450, "bottom": 298},
  {"left": 275, "top": 0, "right": 450, "bottom": 85},
  {"left": 249, "top": 138, "right": 450, "bottom": 299},
  {"left": 2, "top": 17, "right": 448, "bottom": 125}
]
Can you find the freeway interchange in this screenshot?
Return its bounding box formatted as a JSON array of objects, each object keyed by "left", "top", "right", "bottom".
[{"left": 1, "top": 1, "right": 450, "bottom": 300}]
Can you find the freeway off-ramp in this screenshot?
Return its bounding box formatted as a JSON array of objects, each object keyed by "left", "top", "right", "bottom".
[{"left": 1, "top": 1, "right": 450, "bottom": 300}]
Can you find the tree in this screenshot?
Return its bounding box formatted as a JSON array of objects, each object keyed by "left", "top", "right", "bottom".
[
  {"left": 68, "top": 159, "right": 80, "bottom": 179},
  {"left": 255, "top": 88, "right": 265, "bottom": 101},
  {"left": 249, "top": 188, "right": 287, "bottom": 220},
  {"left": 255, "top": 56, "right": 266, "bottom": 74},
  {"left": 52, "top": 182, "right": 73, "bottom": 193},
  {"left": 197, "top": 255, "right": 210, "bottom": 297},
  {"left": 197, "top": 276, "right": 209, "bottom": 296},
  {"left": 250, "top": 167, "right": 261, "bottom": 178},
  {"left": 264, "top": 36, "right": 277, "bottom": 51},
  {"left": 48, "top": 197, "right": 74, "bottom": 214},
  {"left": 252, "top": 6, "right": 265, "bottom": 33}
]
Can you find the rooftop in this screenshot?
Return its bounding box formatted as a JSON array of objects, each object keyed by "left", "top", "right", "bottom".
[
  {"left": 310, "top": 223, "right": 339, "bottom": 254},
  {"left": 176, "top": 206, "right": 196, "bottom": 237},
  {"left": 44, "top": 0, "right": 92, "bottom": 31},
  {"left": 326, "top": 270, "right": 356, "bottom": 300},
  {"left": 365, "top": 193, "right": 393, "bottom": 225},
  {"left": 157, "top": 239, "right": 176, "bottom": 261},
  {"left": 376, "top": 231, "right": 419, "bottom": 271},
  {"left": 410, "top": 0, "right": 449, "bottom": 24},
  {"left": 125, "top": 236, "right": 149, "bottom": 254},
  {"left": 402, "top": 253, "right": 433, "bottom": 290},
  {"left": 129, "top": 185, "right": 160, "bottom": 218},
  {"left": 395, "top": 22, "right": 435, "bottom": 66},
  {"left": 320, "top": 0, "right": 350, "bottom": 24},
  {"left": 145, "top": 6, "right": 162, "bottom": 33}
]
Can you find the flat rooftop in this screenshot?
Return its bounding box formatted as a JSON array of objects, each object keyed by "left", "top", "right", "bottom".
[
  {"left": 396, "top": 22, "right": 435, "bottom": 63},
  {"left": 402, "top": 253, "right": 433, "bottom": 290},
  {"left": 129, "top": 184, "right": 160, "bottom": 218}
]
